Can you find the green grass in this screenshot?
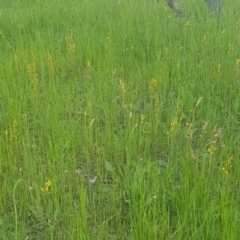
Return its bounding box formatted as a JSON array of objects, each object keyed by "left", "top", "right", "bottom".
[{"left": 1, "top": 0, "right": 240, "bottom": 239}]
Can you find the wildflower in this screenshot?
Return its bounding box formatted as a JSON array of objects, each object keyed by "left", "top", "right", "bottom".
[
  {"left": 192, "top": 155, "right": 198, "bottom": 162},
  {"left": 154, "top": 95, "right": 160, "bottom": 110},
  {"left": 208, "top": 144, "right": 216, "bottom": 155},
  {"left": 119, "top": 79, "right": 125, "bottom": 94},
  {"left": 187, "top": 122, "right": 193, "bottom": 130},
  {"left": 212, "top": 124, "right": 218, "bottom": 137},
  {"left": 6, "top": 119, "right": 18, "bottom": 141},
  {"left": 41, "top": 180, "right": 51, "bottom": 193},
  {"left": 89, "top": 118, "right": 95, "bottom": 128},
  {"left": 27, "top": 61, "right": 38, "bottom": 91},
  {"left": 141, "top": 114, "right": 148, "bottom": 125},
  {"left": 195, "top": 96, "right": 203, "bottom": 108},
  {"left": 27, "top": 62, "right": 37, "bottom": 75},
  {"left": 32, "top": 78, "right": 38, "bottom": 86},
  {"left": 222, "top": 156, "right": 233, "bottom": 175},
  {"left": 66, "top": 33, "right": 76, "bottom": 53},
  {"left": 202, "top": 122, "right": 208, "bottom": 134},
  {"left": 170, "top": 119, "right": 177, "bottom": 131},
  {"left": 68, "top": 43, "right": 75, "bottom": 53},
  {"left": 12, "top": 119, "right": 18, "bottom": 128},
  {"left": 167, "top": 119, "right": 178, "bottom": 135},
  {"left": 150, "top": 78, "right": 157, "bottom": 90},
  {"left": 185, "top": 21, "right": 190, "bottom": 27}
]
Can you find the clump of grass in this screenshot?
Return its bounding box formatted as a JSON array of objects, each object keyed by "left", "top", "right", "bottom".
[{"left": 0, "top": 0, "right": 240, "bottom": 239}]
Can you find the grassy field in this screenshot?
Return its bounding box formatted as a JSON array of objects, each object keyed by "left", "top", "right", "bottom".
[{"left": 1, "top": 0, "right": 240, "bottom": 239}]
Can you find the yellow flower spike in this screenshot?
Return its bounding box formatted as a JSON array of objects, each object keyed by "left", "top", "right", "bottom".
[
  {"left": 170, "top": 119, "right": 177, "bottom": 128},
  {"left": 141, "top": 114, "right": 148, "bottom": 125},
  {"left": 46, "top": 180, "right": 51, "bottom": 188},
  {"left": 41, "top": 180, "right": 51, "bottom": 193},
  {"left": 150, "top": 78, "right": 157, "bottom": 90},
  {"left": 167, "top": 119, "right": 178, "bottom": 134},
  {"left": 66, "top": 33, "right": 76, "bottom": 53},
  {"left": 119, "top": 79, "right": 125, "bottom": 94},
  {"left": 208, "top": 144, "right": 216, "bottom": 155},
  {"left": 185, "top": 21, "right": 190, "bottom": 27},
  {"left": 12, "top": 120, "right": 18, "bottom": 128},
  {"left": 222, "top": 156, "right": 233, "bottom": 175},
  {"left": 202, "top": 122, "right": 208, "bottom": 134},
  {"left": 195, "top": 96, "right": 203, "bottom": 108},
  {"left": 192, "top": 155, "right": 199, "bottom": 162},
  {"left": 164, "top": 6, "right": 169, "bottom": 11},
  {"left": 69, "top": 43, "right": 76, "bottom": 53},
  {"left": 89, "top": 118, "right": 95, "bottom": 128},
  {"left": 212, "top": 124, "right": 217, "bottom": 135},
  {"left": 154, "top": 95, "right": 160, "bottom": 109}
]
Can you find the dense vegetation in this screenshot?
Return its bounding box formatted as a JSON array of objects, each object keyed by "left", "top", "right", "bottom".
[{"left": 1, "top": 0, "right": 240, "bottom": 239}]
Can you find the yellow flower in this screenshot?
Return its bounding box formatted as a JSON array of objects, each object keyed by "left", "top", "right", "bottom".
[
  {"left": 170, "top": 119, "right": 177, "bottom": 130},
  {"left": 222, "top": 156, "right": 233, "bottom": 175},
  {"left": 202, "top": 122, "right": 208, "bottom": 134},
  {"left": 195, "top": 96, "right": 203, "bottom": 108},
  {"left": 41, "top": 180, "right": 51, "bottom": 193},
  {"left": 208, "top": 144, "right": 216, "bottom": 155},
  {"left": 12, "top": 120, "right": 18, "bottom": 128},
  {"left": 141, "top": 114, "right": 148, "bottom": 125},
  {"left": 27, "top": 62, "right": 36, "bottom": 75},
  {"left": 154, "top": 95, "right": 160, "bottom": 109},
  {"left": 166, "top": 119, "right": 178, "bottom": 135},
  {"left": 89, "top": 118, "right": 95, "bottom": 128},
  {"left": 192, "top": 155, "right": 198, "bottom": 162},
  {"left": 150, "top": 78, "right": 157, "bottom": 90},
  {"left": 66, "top": 33, "right": 76, "bottom": 53},
  {"left": 119, "top": 79, "right": 125, "bottom": 94},
  {"left": 185, "top": 21, "right": 190, "bottom": 27}
]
